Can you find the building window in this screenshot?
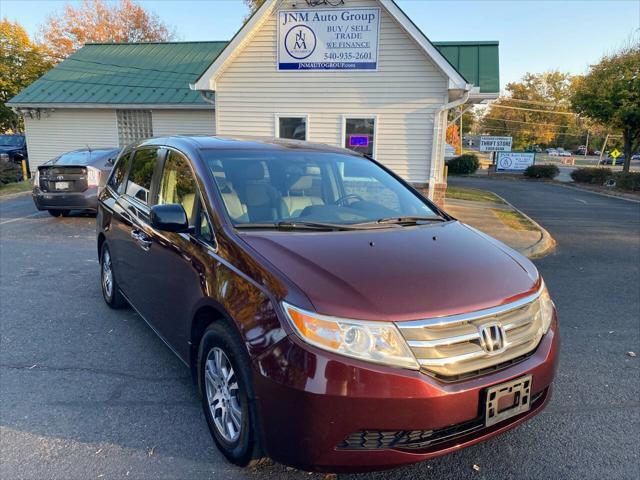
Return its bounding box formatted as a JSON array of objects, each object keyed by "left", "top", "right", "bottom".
[
  {"left": 117, "top": 110, "right": 153, "bottom": 147},
  {"left": 344, "top": 117, "right": 376, "bottom": 156},
  {"left": 276, "top": 115, "right": 307, "bottom": 140}
]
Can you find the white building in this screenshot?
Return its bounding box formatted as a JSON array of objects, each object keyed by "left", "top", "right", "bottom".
[{"left": 9, "top": 0, "right": 499, "bottom": 203}]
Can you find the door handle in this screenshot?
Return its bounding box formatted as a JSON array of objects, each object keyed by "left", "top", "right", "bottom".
[{"left": 131, "top": 229, "right": 152, "bottom": 251}]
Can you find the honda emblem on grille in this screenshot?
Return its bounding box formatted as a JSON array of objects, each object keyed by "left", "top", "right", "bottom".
[
  {"left": 56, "top": 175, "right": 64, "bottom": 180},
  {"left": 479, "top": 323, "right": 506, "bottom": 354}
]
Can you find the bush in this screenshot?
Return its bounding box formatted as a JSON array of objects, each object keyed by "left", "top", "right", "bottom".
[
  {"left": 570, "top": 167, "right": 612, "bottom": 184},
  {"left": 613, "top": 172, "right": 640, "bottom": 191},
  {"left": 523, "top": 164, "right": 559, "bottom": 179},
  {"left": 447, "top": 154, "right": 479, "bottom": 175},
  {"left": 0, "top": 161, "right": 22, "bottom": 184}
]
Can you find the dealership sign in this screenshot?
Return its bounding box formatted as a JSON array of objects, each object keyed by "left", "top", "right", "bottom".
[
  {"left": 480, "top": 136, "right": 513, "bottom": 152},
  {"left": 277, "top": 8, "right": 380, "bottom": 71},
  {"left": 496, "top": 152, "right": 536, "bottom": 172}
]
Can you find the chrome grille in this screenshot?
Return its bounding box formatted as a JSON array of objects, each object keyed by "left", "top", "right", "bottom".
[{"left": 396, "top": 288, "right": 544, "bottom": 379}]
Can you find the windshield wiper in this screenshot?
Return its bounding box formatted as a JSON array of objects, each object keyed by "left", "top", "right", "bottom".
[
  {"left": 236, "top": 221, "right": 365, "bottom": 231},
  {"left": 375, "top": 216, "right": 447, "bottom": 225}
]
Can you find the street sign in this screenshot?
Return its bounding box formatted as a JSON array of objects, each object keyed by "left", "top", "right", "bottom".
[
  {"left": 496, "top": 152, "right": 536, "bottom": 173},
  {"left": 610, "top": 148, "right": 621, "bottom": 166},
  {"left": 480, "top": 136, "right": 513, "bottom": 152}
]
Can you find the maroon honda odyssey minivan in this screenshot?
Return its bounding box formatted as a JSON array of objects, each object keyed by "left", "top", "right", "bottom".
[{"left": 97, "top": 136, "right": 558, "bottom": 472}]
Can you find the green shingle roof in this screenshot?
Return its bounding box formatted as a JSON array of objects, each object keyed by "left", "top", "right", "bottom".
[
  {"left": 8, "top": 41, "right": 228, "bottom": 107},
  {"left": 433, "top": 41, "right": 500, "bottom": 94}
]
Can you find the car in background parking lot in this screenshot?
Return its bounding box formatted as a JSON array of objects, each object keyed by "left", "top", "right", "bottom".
[
  {"left": 0, "top": 134, "right": 29, "bottom": 173},
  {"left": 33, "top": 147, "right": 120, "bottom": 216},
  {"left": 599, "top": 155, "right": 626, "bottom": 165}
]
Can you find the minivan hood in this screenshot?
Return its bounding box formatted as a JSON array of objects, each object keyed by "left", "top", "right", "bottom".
[{"left": 240, "top": 221, "right": 540, "bottom": 322}]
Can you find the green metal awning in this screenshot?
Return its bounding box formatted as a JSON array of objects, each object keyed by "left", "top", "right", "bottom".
[{"left": 433, "top": 41, "right": 500, "bottom": 94}]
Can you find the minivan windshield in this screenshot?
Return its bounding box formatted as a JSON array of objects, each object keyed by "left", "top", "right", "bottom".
[{"left": 202, "top": 149, "right": 440, "bottom": 227}]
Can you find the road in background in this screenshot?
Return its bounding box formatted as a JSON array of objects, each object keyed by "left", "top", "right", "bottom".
[{"left": 1, "top": 181, "right": 639, "bottom": 479}]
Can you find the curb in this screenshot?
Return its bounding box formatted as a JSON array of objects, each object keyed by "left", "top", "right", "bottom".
[
  {"left": 0, "top": 190, "right": 31, "bottom": 201},
  {"left": 491, "top": 192, "right": 556, "bottom": 259},
  {"left": 552, "top": 182, "right": 640, "bottom": 204}
]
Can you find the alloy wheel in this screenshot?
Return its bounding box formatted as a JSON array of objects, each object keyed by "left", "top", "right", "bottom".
[
  {"left": 102, "top": 249, "right": 113, "bottom": 300},
  {"left": 204, "top": 347, "right": 242, "bottom": 443}
]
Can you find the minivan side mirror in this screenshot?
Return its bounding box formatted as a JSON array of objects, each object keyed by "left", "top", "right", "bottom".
[
  {"left": 150, "top": 204, "right": 190, "bottom": 233},
  {"left": 14, "top": 153, "right": 25, "bottom": 162}
]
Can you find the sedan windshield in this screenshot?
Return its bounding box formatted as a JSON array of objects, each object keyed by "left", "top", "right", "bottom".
[{"left": 202, "top": 149, "right": 440, "bottom": 227}]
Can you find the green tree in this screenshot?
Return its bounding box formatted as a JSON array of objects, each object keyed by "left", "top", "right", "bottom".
[
  {"left": 0, "top": 19, "right": 53, "bottom": 132},
  {"left": 571, "top": 41, "right": 640, "bottom": 172},
  {"left": 479, "top": 71, "right": 584, "bottom": 150}
]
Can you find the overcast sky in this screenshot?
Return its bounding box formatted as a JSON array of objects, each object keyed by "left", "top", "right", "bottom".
[{"left": 3, "top": 0, "right": 639, "bottom": 90}]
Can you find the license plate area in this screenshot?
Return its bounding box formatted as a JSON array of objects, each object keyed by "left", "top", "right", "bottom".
[
  {"left": 55, "top": 182, "right": 70, "bottom": 190},
  {"left": 485, "top": 375, "right": 532, "bottom": 427}
]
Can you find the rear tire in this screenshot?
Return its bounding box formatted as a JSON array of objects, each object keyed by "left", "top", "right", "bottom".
[
  {"left": 48, "top": 209, "right": 62, "bottom": 217},
  {"left": 100, "top": 243, "right": 127, "bottom": 309},
  {"left": 198, "top": 322, "right": 262, "bottom": 466}
]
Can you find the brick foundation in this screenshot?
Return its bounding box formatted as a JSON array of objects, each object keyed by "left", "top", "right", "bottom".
[
  {"left": 411, "top": 182, "right": 447, "bottom": 207},
  {"left": 431, "top": 182, "right": 447, "bottom": 207}
]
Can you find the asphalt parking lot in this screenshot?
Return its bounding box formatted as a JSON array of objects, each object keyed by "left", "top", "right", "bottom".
[{"left": 1, "top": 180, "right": 639, "bottom": 480}]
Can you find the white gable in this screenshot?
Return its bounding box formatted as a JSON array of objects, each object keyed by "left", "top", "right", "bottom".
[{"left": 192, "top": 0, "right": 469, "bottom": 92}]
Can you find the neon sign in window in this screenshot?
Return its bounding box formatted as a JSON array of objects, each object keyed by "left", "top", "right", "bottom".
[
  {"left": 349, "top": 135, "right": 369, "bottom": 147},
  {"left": 344, "top": 118, "right": 375, "bottom": 156}
]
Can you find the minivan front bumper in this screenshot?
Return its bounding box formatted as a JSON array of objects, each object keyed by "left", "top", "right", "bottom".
[{"left": 252, "top": 318, "right": 559, "bottom": 472}]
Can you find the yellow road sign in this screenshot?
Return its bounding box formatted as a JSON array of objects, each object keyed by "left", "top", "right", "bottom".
[{"left": 610, "top": 148, "right": 621, "bottom": 159}]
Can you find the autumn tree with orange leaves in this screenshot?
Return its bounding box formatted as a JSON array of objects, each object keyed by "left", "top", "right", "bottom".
[{"left": 40, "top": 0, "right": 176, "bottom": 60}]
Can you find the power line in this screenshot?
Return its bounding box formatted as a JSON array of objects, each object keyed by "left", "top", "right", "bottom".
[
  {"left": 65, "top": 57, "right": 205, "bottom": 77},
  {"left": 488, "top": 104, "right": 577, "bottom": 116},
  {"left": 476, "top": 125, "right": 589, "bottom": 138},
  {"left": 483, "top": 117, "right": 577, "bottom": 129},
  {"left": 497, "top": 97, "right": 570, "bottom": 108},
  {"left": 33, "top": 76, "right": 193, "bottom": 92}
]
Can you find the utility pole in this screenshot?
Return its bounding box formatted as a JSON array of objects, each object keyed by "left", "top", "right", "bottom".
[
  {"left": 584, "top": 131, "right": 589, "bottom": 157},
  {"left": 600, "top": 134, "right": 609, "bottom": 162},
  {"left": 459, "top": 107, "right": 463, "bottom": 155}
]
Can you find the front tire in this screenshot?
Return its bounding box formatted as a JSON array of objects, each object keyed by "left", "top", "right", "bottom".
[
  {"left": 198, "top": 323, "right": 261, "bottom": 466},
  {"left": 100, "top": 243, "right": 126, "bottom": 309},
  {"left": 48, "top": 209, "right": 62, "bottom": 217}
]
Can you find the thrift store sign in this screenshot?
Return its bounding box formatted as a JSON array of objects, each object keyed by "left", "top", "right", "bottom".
[{"left": 277, "top": 8, "right": 380, "bottom": 71}]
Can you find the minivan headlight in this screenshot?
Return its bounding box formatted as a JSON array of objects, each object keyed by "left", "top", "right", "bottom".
[
  {"left": 539, "top": 283, "right": 555, "bottom": 334},
  {"left": 282, "top": 303, "right": 419, "bottom": 370}
]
